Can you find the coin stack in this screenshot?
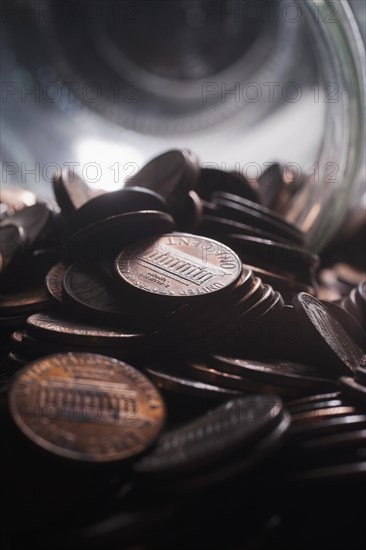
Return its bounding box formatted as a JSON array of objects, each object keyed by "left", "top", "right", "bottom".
[{"left": 1, "top": 150, "right": 365, "bottom": 549}]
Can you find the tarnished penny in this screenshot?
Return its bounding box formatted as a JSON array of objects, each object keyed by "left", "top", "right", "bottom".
[
  {"left": 66, "top": 210, "right": 175, "bottom": 248},
  {"left": 9, "top": 353, "right": 165, "bottom": 462},
  {"left": 125, "top": 149, "right": 200, "bottom": 210},
  {"left": 63, "top": 262, "right": 125, "bottom": 317},
  {"left": 293, "top": 293, "right": 363, "bottom": 375},
  {"left": 213, "top": 196, "right": 303, "bottom": 245},
  {"left": 66, "top": 187, "right": 169, "bottom": 237},
  {"left": 116, "top": 232, "right": 242, "bottom": 299},
  {"left": 53, "top": 169, "right": 98, "bottom": 217},
  {"left": 134, "top": 395, "right": 285, "bottom": 475},
  {"left": 211, "top": 355, "right": 333, "bottom": 390},
  {"left": 26, "top": 312, "right": 159, "bottom": 347}
]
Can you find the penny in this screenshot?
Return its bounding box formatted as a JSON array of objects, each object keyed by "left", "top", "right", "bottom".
[
  {"left": 26, "top": 312, "right": 159, "bottom": 347},
  {"left": 20, "top": 331, "right": 149, "bottom": 362},
  {"left": 134, "top": 395, "right": 285, "bottom": 475},
  {"left": 53, "top": 169, "right": 98, "bottom": 217},
  {"left": 9, "top": 330, "right": 25, "bottom": 353},
  {"left": 0, "top": 204, "right": 58, "bottom": 287},
  {"left": 235, "top": 285, "right": 278, "bottom": 323},
  {"left": 9, "top": 353, "right": 165, "bottom": 462},
  {"left": 63, "top": 262, "right": 170, "bottom": 326},
  {"left": 257, "top": 163, "right": 283, "bottom": 209},
  {"left": 210, "top": 284, "right": 277, "bottom": 345},
  {"left": 63, "top": 262, "right": 126, "bottom": 318},
  {"left": 211, "top": 191, "right": 304, "bottom": 239},
  {"left": 321, "top": 300, "right": 366, "bottom": 350},
  {"left": 287, "top": 398, "right": 345, "bottom": 416},
  {"left": 230, "top": 171, "right": 262, "bottom": 201},
  {"left": 158, "top": 412, "right": 290, "bottom": 493},
  {"left": 0, "top": 203, "right": 56, "bottom": 247},
  {"left": 65, "top": 211, "right": 175, "bottom": 251},
  {"left": 0, "top": 225, "right": 23, "bottom": 276},
  {"left": 293, "top": 293, "right": 363, "bottom": 375},
  {"left": 213, "top": 197, "right": 303, "bottom": 246},
  {"left": 212, "top": 190, "right": 296, "bottom": 231},
  {"left": 194, "top": 278, "right": 272, "bottom": 349},
  {"left": 245, "top": 263, "right": 314, "bottom": 295},
  {"left": 221, "top": 234, "right": 318, "bottom": 280},
  {"left": 210, "top": 355, "right": 334, "bottom": 390},
  {"left": 116, "top": 233, "right": 242, "bottom": 300},
  {"left": 200, "top": 215, "right": 287, "bottom": 243},
  {"left": 0, "top": 285, "right": 49, "bottom": 315},
  {"left": 169, "top": 268, "right": 254, "bottom": 334},
  {"left": 235, "top": 265, "right": 312, "bottom": 306},
  {"left": 174, "top": 191, "right": 203, "bottom": 232},
  {"left": 186, "top": 361, "right": 301, "bottom": 398},
  {"left": 192, "top": 277, "right": 265, "bottom": 344},
  {"left": 286, "top": 392, "right": 342, "bottom": 411},
  {"left": 66, "top": 187, "right": 169, "bottom": 237},
  {"left": 125, "top": 149, "right": 200, "bottom": 210},
  {"left": 290, "top": 406, "right": 357, "bottom": 424},
  {"left": 247, "top": 290, "right": 285, "bottom": 326},
  {"left": 144, "top": 363, "right": 243, "bottom": 400},
  {"left": 45, "top": 262, "right": 68, "bottom": 305},
  {"left": 20, "top": 330, "right": 93, "bottom": 358},
  {"left": 197, "top": 168, "right": 260, "bottom": 203},
  {"left": 272, "top": 166, "right": 305, "bottom": 215}
]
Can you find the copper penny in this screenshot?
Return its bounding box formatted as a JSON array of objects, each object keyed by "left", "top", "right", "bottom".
[
  {"left": 294, "top": 293, "right": 363, "bottom": 374},
  {"left": 9, "top": 353, "right": 165, "bottom": 462},
  {"left": 26, "top": 312, "right": 158, "bottom": 346},
  {"left": 46, "top": 262, "right": 68, "bottom": 304},
  {"left": 0, "top": 285, "right": 49, "bottom": 314},
  {"left": 116, "top": 232, "right": 242, "bottom": 299}
]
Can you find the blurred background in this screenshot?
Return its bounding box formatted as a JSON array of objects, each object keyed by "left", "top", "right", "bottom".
[{"left": 1, "top": 0, "right": 365, "bottom": 246}]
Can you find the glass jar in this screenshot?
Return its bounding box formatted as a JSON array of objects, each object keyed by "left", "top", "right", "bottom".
[{"left": 1, "top": 0, "right": 365, "bottom": 249}]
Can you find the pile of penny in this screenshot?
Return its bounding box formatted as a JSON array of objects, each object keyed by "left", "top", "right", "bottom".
[{"left": 0, "top": 150, "right": 365, "bottom": 549}]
